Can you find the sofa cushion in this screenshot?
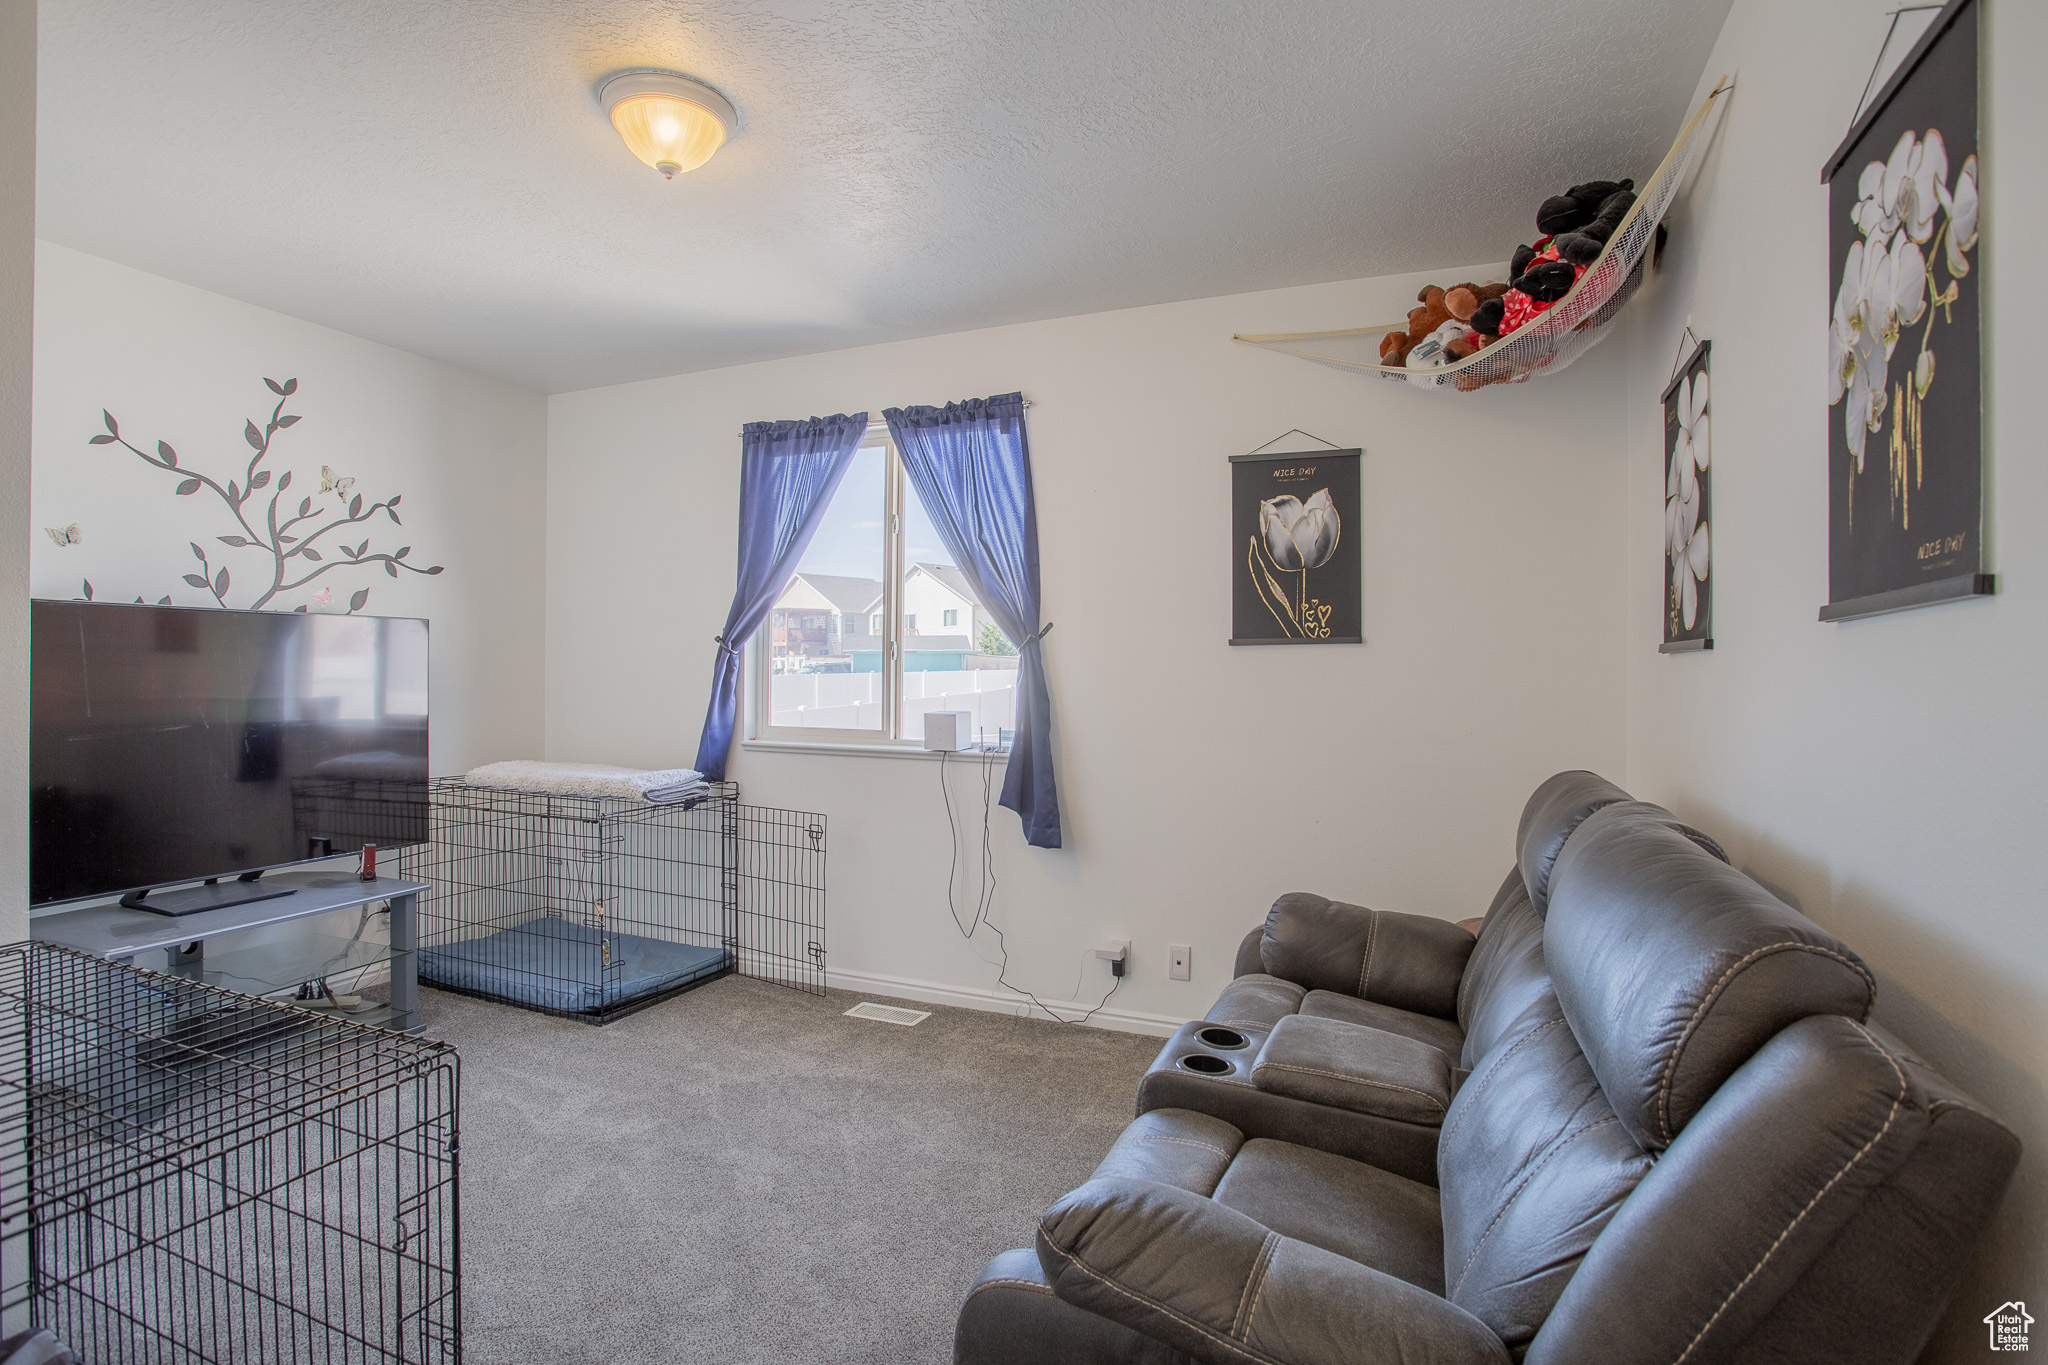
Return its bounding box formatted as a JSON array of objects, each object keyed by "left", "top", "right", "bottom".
[
  {"left": 1261, "top": 894, "right": 1475, "bottom": 1018},
  {"left": 1206, "top": 974, "right": 1308, "bottom": 1031},
  {"left": 1298, "top": 992, "right": 1466, "bottom": 1058},
  {"left": 1438, "top": 989, "right": 1653, "bottom": 1352},
  {"left": 1214, "top": 1139, "right": 1446, "bottom": 1293},
  {"left": 1455, "top": 877, "right": 1551, "bottom": 1070},
  {"left": 1514, "top": 771, "right": 1633, "bottom": 916},
  {"left": 1251, "top": 1016, "right": 1454, "bottom": 1126},
  {"left": 1545, "top": 803, "right": 1876, "bottom": 1152},
  {"left": 1520, "top": 1016, "right": 1988, "bottom": 1365}
]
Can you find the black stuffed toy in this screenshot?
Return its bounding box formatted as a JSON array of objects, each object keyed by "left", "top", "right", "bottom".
[{"left": 1471, "top": 177, "right": 1640, "bottom": 340}]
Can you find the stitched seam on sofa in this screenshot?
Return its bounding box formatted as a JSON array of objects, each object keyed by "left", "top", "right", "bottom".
[
  {"left": 1041, "top": 1237, "right": 1275, "bottom": 1365},
  {"left": 1669, "top": 1021, "right": 1907, "bottom": 1365},
  {"left": 1357, "top": 909, "right": 1379, "bottom": 999},
  {"left": 1131, "top": 1133, "right": 1240, "bottom": 1161},
  {"left": 962, "top": 1277, "right": 1056, "bottom": 1302},
  {"left": 1447, "top": 1115, "right": 1623, "bottom": 1299},
  {"left": 1232, "top": 1233, "right": 1280, "bottom": 1339},
  {"left": 1250, "top": 1061, "right": 1447, "bottom": 1115},
  {"left": 1441, "top": 1017, "right": 1569, "bottom": 1149},
  {"left": 1653, "top": 942, "right": 1879, "bottom": 1144},
  {"left": 1237, "top": 1234, "right": 1280, "bottom": 1341}
]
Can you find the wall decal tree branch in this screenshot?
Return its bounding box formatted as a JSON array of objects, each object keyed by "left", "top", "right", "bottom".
[{"left": 88, "top": 378, "right": 445, "bottom": 612}]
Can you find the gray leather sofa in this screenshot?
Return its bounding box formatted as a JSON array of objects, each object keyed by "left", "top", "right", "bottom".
[
  {"left": 1131, "top": 772, "right": 1641, "bottom": 1184},
  {"left": 956, "top": 783, "right": 2019, "bottom": 1365}
]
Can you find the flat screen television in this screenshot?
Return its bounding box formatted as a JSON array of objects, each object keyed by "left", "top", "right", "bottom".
[{"left": 31, "top": 600, "right": 430, "bottom": 914}]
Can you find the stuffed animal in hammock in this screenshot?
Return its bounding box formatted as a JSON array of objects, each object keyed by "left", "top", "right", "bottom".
[
  {"left": 1380, "top": 280, "right": 1512, "bottom": 367},
  {"left": 1470, "top": 179, "right": 1638, "bottom": 342}
]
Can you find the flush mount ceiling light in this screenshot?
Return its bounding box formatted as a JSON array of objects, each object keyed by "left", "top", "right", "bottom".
[{"left": 598, "top": 70, "right": 737, "bottom": 179}]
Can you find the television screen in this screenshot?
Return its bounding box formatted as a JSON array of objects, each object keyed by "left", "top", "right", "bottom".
[{"left": 31, "top": 600, "right": 430, "bottom": 907}]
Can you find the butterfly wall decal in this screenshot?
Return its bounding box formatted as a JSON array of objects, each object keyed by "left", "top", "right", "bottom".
[
  {"left": 320, "top": 466, "right": 355, "bottom": 499},
  {"left": 45, "top": 524, "right": 81, "bottom": 547}
]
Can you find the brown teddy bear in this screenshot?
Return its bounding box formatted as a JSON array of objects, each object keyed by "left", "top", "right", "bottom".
[{"left": 1378, "top": 281, "right": 1511, "bottom": 367}]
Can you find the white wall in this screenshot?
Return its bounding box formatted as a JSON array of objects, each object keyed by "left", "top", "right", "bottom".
[
  {"left": 0, "top": 0, "right": 32, "bottom": 943},
  {"left": 30, "top": 244, "right": 549, "bottom": 778},
  {"left": 1624, "top": 1, "right": 2046, "bottom": 1352},
  {"left": 546, "top": 270, "right": 1631, "bottom": 1028}
]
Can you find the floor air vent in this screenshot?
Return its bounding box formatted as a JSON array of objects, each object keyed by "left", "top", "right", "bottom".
[{"left": 844, "top": 1001, "right": 931, "bottom": 1026}]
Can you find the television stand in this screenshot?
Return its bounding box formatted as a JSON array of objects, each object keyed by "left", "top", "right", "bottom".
[
  {"left": 35, "top": 872, "right": 428, "bottom": 1033},
  {"left": 121, "top": 871, "right": 299, "bottom": 917}
]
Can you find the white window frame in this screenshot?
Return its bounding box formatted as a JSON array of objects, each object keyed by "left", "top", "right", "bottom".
[{"left": 750, "top": 422, "right": 935, "bottom": 749}]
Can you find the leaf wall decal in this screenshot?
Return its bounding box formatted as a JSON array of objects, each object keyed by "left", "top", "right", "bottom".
[
  {"left": 89, "top": 434, "right": 116, "bottom": 444},
  {"left": 218, "top": 536, "right": 249, "bottom": 547},
  {"left": 213, "top": 567, "right": 229, "bottom": 598},
  {"left": 183, "top": 574, "right": 208, "bottom": 589},
  {"left": 349, "top": 588, "right": 369, "bottom": 612},
  {"left": 265, "top": 378, "right": 285, "bottom": 395},
  {"left": 349, "top": 494, "right": 362, "bottom": 518},
  {"left": 158, "top": 441, "right": 178, "bottom": 466},
  {"left": 176, "top": 479, "right": 201, "bottom": 495},
  {"left": 244, "top": 420, "right": 263, "bottom": 449}
]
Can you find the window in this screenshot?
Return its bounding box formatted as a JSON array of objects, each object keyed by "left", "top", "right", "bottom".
[{"left": 753, "top": 423, "right": 1019, "bottom": 748}]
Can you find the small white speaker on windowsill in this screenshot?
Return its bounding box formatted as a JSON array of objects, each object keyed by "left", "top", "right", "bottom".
[{"left": 923, "top": 712, "right": 973, "bottom": 752}]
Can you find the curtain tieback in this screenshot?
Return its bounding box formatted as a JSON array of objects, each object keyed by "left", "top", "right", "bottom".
[
  {"left": 714, "top": 633, "right": 739, "bottom": 656},
  {"left": 1017, "top": 621, "right": 1054, "bottom": 650}
]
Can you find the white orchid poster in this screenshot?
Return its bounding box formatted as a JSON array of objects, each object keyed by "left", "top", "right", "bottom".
[
  {"left": 1230, "top": 449, "right": 1361, "bottom": 645},
  {"left": 1821, "top": 0, "right": 1991, "bottom": 621},
  {"left": 1662, "top": 340, "right": 1713, "bottom": 652}
]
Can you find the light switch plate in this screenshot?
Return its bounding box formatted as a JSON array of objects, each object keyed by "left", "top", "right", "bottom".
[{"left": 1168, "top": 944, "right": 1191, "bottom": 981}]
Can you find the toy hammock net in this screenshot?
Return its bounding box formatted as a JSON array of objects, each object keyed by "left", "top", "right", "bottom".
[{"left": 1235, "top": 79, "right": 1731, "bottom": 390}]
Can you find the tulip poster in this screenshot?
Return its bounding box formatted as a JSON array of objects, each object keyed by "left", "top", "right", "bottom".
[
  {"left": 1820, "top": 0, "right": 1989, "bottom": 621},
  {"left": 1230, "top": 449, "right": 1361, "bottom": 645}
]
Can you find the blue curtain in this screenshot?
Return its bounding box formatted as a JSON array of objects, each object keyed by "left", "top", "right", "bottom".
[
  {"left": 694, "top": 413, "right": 868, "bottom": 780},
  {"left": 883, "top": 393, "right": 1061, "bottom": 849}
]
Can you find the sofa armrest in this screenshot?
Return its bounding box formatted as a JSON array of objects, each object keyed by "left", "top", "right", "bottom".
[
  {"left": 1038, "top": 1178, "right": 1509, "bottom": 1365},
  {"left": 1250, "top": 1016, "right": 1453, "bottom": 1126},
  {"left": 1260, "top": 894, "right": 1476, "bottom": 1017},
  {"left": 1234, "top": 925, "right": 1267, "bottom": 978}
]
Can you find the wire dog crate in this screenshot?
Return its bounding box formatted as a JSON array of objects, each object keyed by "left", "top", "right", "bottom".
[
  {"left": 398, "top": 780, "right": 826, "bottom": 1024},
  {"left": 0, "top": 941, "right": 461, "bottom": 1364}
]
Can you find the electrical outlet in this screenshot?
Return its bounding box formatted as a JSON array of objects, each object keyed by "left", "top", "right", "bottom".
[{"left": 1169, "top": 944, "right": 1191, "bottom": 982}]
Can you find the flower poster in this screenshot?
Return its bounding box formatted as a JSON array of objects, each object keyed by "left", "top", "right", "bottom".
[
  {"left": 1230, "top": 449, "right": 1361, "bottom": 645},
  {"left": 1821, "top": 0, "right": 1989, "bottom": 621},
  {"left": 1662, "top": 340, "right": 1712, "bottom": 652}
]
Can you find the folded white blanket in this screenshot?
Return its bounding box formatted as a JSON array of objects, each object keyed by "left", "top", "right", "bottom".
[
  {"left": 462, "top": 760, "right": 708, "bottom": 804},
  {"left": 314, "top": 750, "right": 428, "bottom": 781}
]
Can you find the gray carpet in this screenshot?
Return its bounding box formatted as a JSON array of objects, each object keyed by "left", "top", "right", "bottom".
[{"left": 413, "top": 976, "right": 1161, "bottom": 1364}]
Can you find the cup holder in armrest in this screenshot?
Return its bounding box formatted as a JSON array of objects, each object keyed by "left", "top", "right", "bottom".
[
  {"left": 1195, "top": 1026, "right": 1249, "bottom": 1051},
  {"left": 1177, "top": 1053, "right": 1234, "bottom": 1076}
]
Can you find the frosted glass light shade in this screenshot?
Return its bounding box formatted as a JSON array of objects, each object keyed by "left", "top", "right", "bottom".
[{"left": 599, "top": 72, "right": 736, "bottom": 179}]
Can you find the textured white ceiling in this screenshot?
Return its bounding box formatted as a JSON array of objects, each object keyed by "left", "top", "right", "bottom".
[{"left": 36, "top": 0, "right": 1731, "bottom": 393}]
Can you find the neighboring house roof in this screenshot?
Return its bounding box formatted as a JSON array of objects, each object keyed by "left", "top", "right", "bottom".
[
  {"left": 909, "top": 562, "right": 979, "bottom": 606},
  {"left": 902, "top": 635, "right": 972, "bottom": 651},
  {"left": 791, "top": 573, "right": 883, "bottom": 616}
]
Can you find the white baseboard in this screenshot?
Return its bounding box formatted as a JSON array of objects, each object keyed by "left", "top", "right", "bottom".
[{"left": 825, "top": 965, "right": 1183, "bottom": 1037}]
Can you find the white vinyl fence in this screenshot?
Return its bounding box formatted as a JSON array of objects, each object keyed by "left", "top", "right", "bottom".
[{"left": 770, "top": 669, "right": 1015, "bottom": 742}]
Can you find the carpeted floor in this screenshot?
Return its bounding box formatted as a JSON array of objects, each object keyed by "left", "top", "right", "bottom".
[{"left": 414, "top": 976, "right": 1161, "bottom": 1364}]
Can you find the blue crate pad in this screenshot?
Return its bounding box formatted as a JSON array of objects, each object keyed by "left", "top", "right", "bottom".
[{"left": 418, "top": 917, "right": 729, "bottom": 1015}]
